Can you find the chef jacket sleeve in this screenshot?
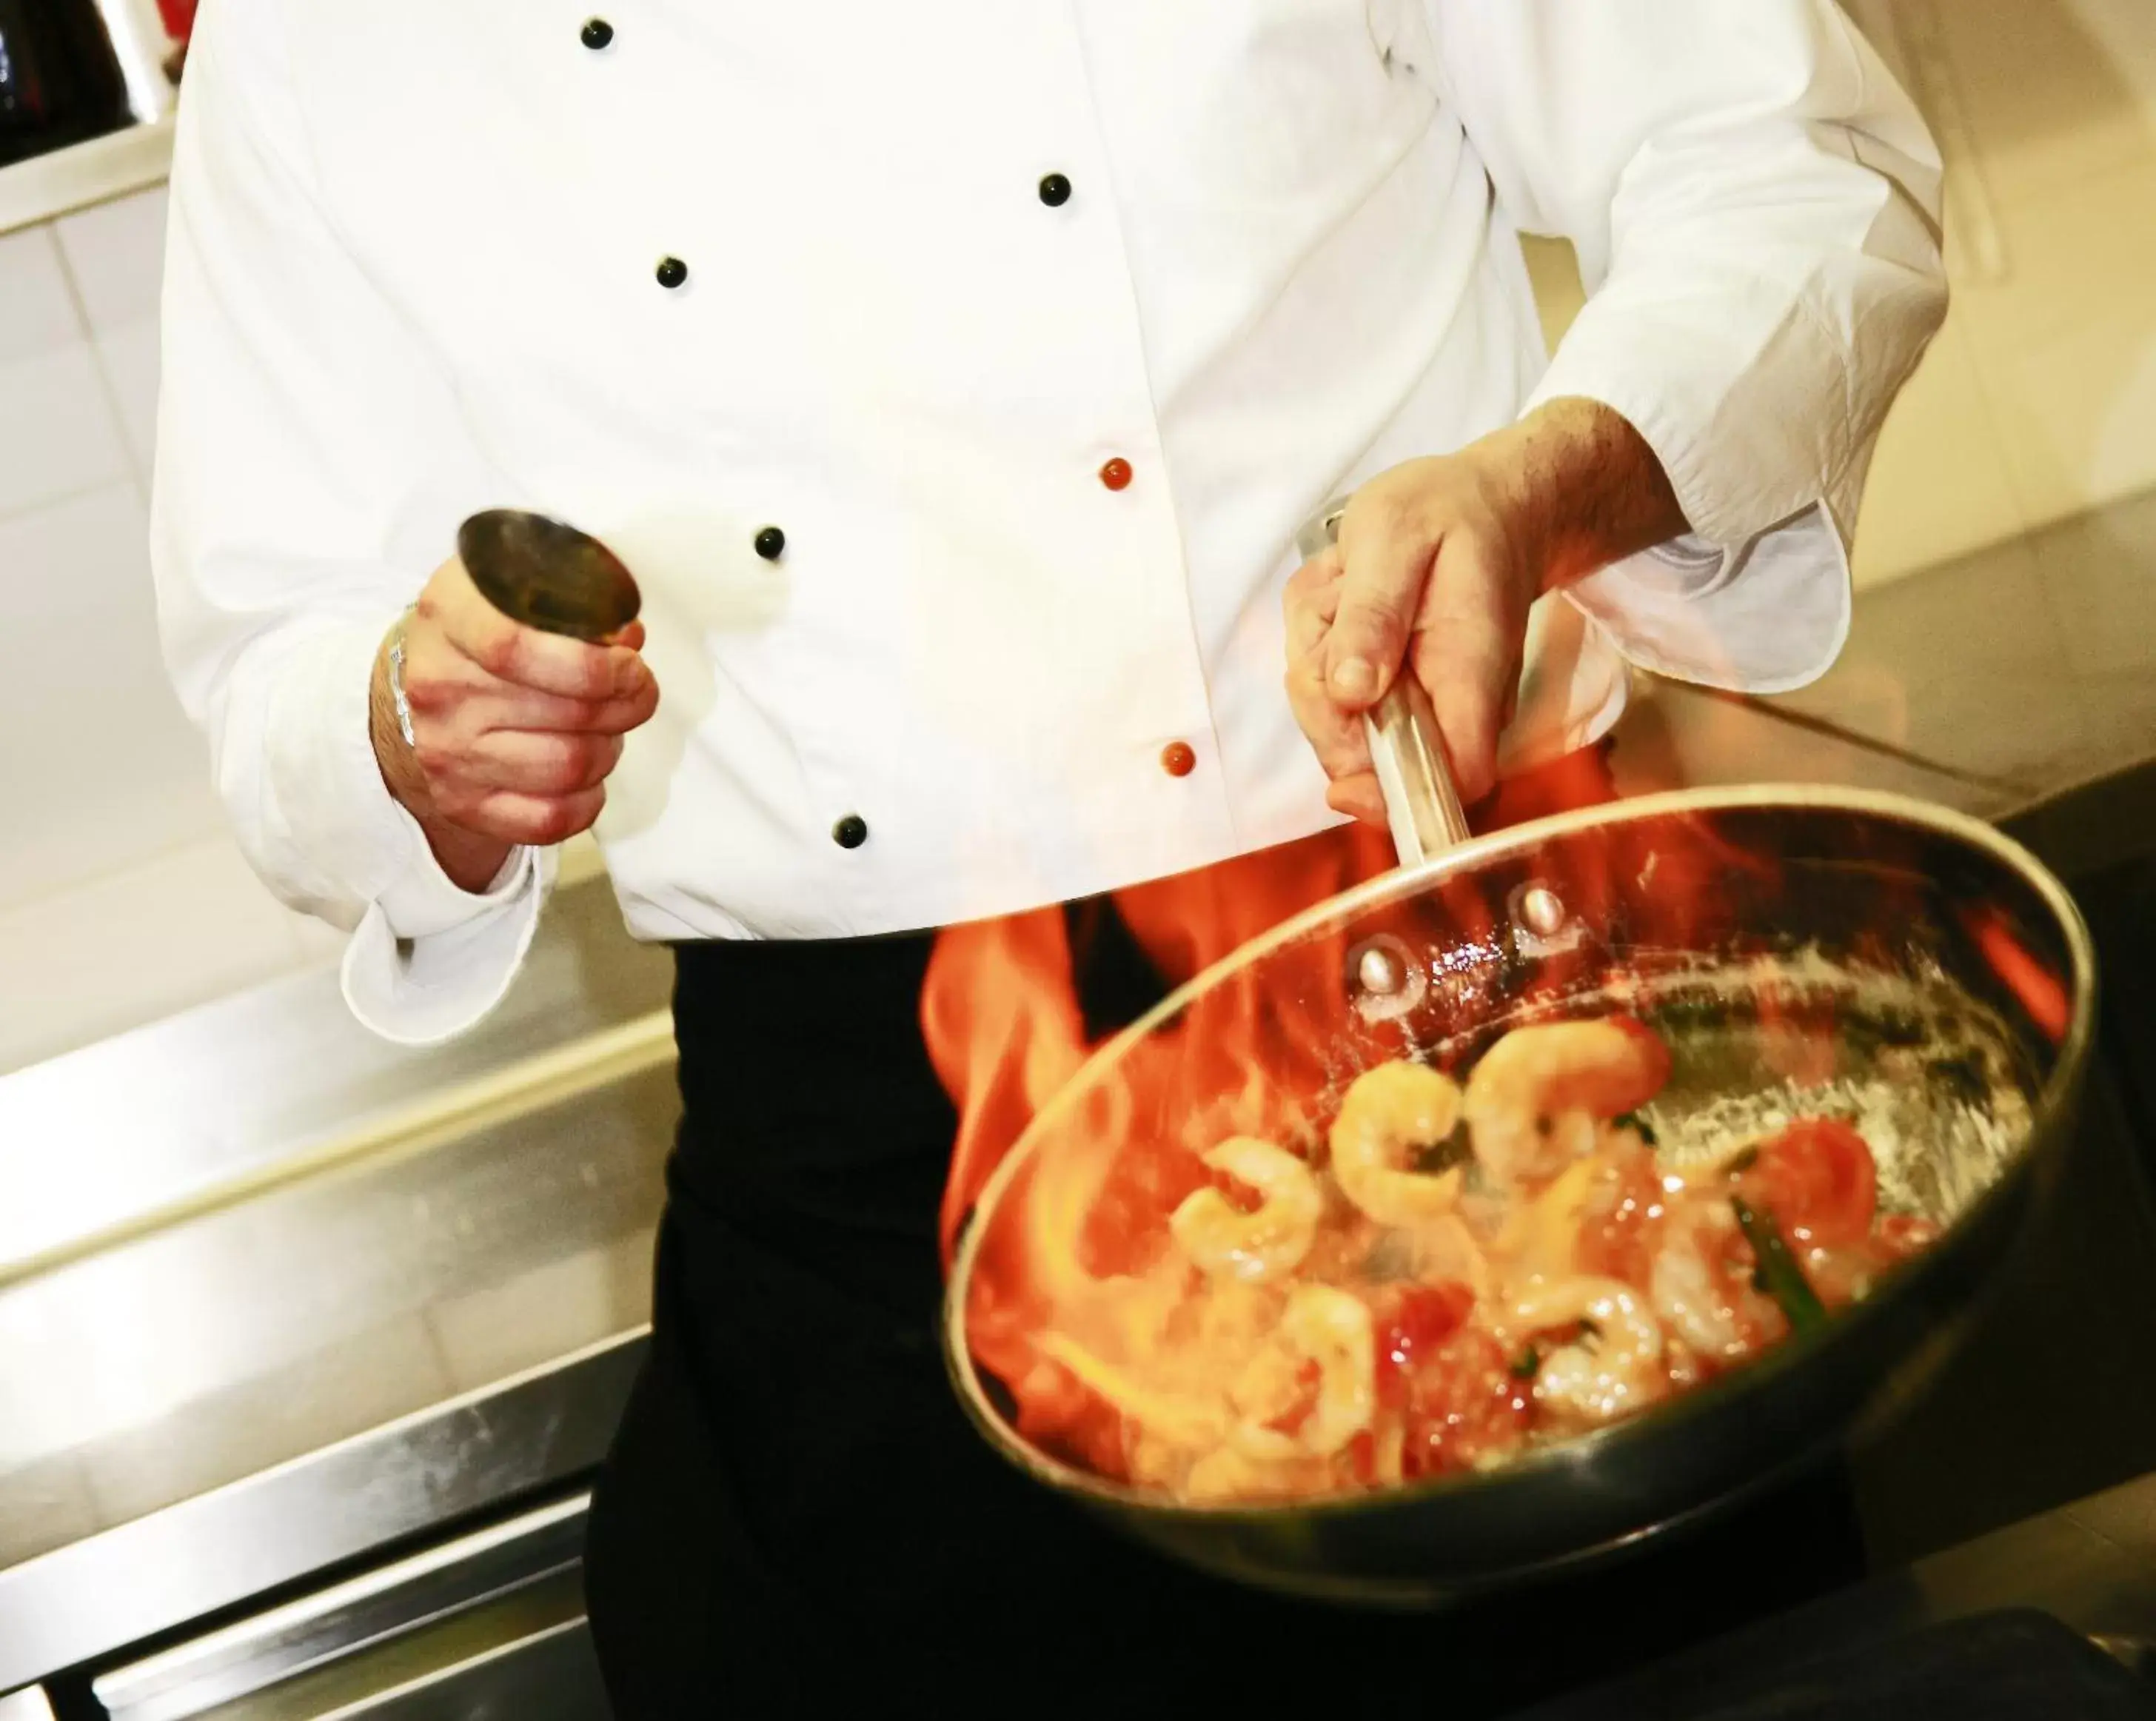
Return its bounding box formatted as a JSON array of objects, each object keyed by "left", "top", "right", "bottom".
[
  {"left": 150, "top": 0, "right": 549, "bottom": 1046},
  {"left": 1424, "top": 0, "right": 1949, "bottom": 692}
]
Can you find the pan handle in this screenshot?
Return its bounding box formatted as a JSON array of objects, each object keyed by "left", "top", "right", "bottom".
[{"left": 1295, "top": 499, "right": 1474, "bottom": 866}]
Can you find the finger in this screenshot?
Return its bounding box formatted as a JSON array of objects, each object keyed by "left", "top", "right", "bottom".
[
  {"left": 462, "top": 786, "right": 608, "bottom": 848},
  {"left": 1284, "top": 650, "right": 1370, "bottom": 783},
  {"left": 1282, "top": 548, "right": 1344, "bottom": 663},
  {"left": 1325, "top": 773, "right": 1388, "bottom": 828},
  {"left": 606, "top": 619, "right": 647, "bottom": 651},
  {"left": 1325, "top": 493, "right": 1433, "bottom": 709},
  {"left": 478, "top": 676, "right": 660, "bottom": 737},
  {"left": 463, "top": 729, "right": 625, "bottom": 796},
  {"left": 426, "top": 561, "right": 651, "bottom": 701},
  {"left": 1405, "top": 534, "right": 1527, "bottom": 806},
  {"left": 401, "top": 642, "right": 658, "bottom": 736}
]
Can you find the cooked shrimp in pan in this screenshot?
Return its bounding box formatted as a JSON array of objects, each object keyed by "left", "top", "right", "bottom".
[
  {"left": 1168, "top": 1137, "right": 1322, "bottom": 1283},
  {"left": 1328, "top": 1060, "right": 1467, "bottom": 1227},
  {"left": 1505, "top": 1276, "right": 1667, "bottom": 1424},
  {"left": 1025, "top": 1016, "right": 1944, "bottom": 1508},
  {"left": 1462, "top": 1018, "right": 1670, "bottom": 1186},
  {"left": 1231, "top": 1284, "right": 1375, "bottom": 1460}
]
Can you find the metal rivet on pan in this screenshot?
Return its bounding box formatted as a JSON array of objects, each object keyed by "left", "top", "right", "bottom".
[
  {"left": 1358, "top": 943, "right": 1406, "bottom": 996},
  {"left": 1519, "top": 886, "right": 1567, "bottom": 938},
  {"left": 1349, "top": 935, "right": 1425, "bottom": 1023}
]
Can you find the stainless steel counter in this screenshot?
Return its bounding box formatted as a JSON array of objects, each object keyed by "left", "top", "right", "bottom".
[{"left": 0, "top": 876, "right": 674, "bottom": 1697}]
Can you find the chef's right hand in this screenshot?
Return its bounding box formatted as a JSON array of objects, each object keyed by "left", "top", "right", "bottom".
[{"left": 369, "top": 552, "right": 659, "bottom": 891}]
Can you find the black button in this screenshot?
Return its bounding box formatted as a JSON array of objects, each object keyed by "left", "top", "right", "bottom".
[
  {"left": 832, "top": 815, "right": 869, "bottom": 850},
  {"left": 1037, "top": 173, "right": 1072, "bottom": 208},
  {"left": 655, "top": 256, "right": 688, "bottom": 290},
  {"left": 754, "top": 525, "right": 786, "bottom": 561},
  {"left": 580, "top": 18, "right": 614, "bottom": 50}
]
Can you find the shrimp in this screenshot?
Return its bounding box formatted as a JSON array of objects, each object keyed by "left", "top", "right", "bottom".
[
  {"left": 1168, "top": 1137, "right": 1322, "bottom": 1283},
  {"left": 1508, "top": 1276, "right": 1667, "bottom": 1423},
  {"left": 1328, "top": 1060, "right": 1467, "bottom": 1228},
  {"left": 1649, "top": 1197, "right": 1785, "bottom": 1363},
  {"left": 1464, "top": 1018, "right": 1671, "bottom": 1187},
  {"left": 1229, "top": 1285, "right": 1376, "bottom": 1458}
]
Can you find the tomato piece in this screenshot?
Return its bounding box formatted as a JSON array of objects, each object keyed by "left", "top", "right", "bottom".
[
  {"left": 1737, "top": 1117, "right": 1878, "bottom": 1249},
  {"left": 1376, "top": 1282, "right": 1476, "bottom": 1410},
  {"left": 1398, "top": 1328, "right": 1536, "bottom": 1478},
  {"left": 1345, "top": 1429, "right": 1378, "bottom": 1485}
]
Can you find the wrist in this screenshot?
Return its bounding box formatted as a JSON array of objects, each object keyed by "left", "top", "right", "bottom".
[
  {"left": 368, "top": 627, "right": 516, "bottom": 895},
  {"left": 1478, "top": 397, "right": 1689, "bottom": 594}
]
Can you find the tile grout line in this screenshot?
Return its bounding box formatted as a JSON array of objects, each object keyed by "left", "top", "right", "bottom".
[
  {"left": 0, "top": 471, "right": 141, "bottom": 533},
  {"left": 47, "top": 217, "right": 153, "bottom": 504}
]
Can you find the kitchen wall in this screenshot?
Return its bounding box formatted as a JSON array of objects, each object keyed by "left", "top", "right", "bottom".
[
  {"left": 1527, "top": 0, "right": 2156, "bottom": 589},
  {"left": 0, "top": 189, "right": 347, "bottom": 1072},
  {"left": 1, "top": 0, "right": 2152, "bottom": 1072}
]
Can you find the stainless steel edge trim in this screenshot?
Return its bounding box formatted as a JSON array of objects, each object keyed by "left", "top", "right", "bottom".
[
  {"left": 306, "top": 1612, "right": 601, "bottom": 1721},
  {"left": 0, "top": 116, "right": 174, "bottom": 238},
  {"left": 93, "top": 1495, "right": 592, "bottom": 1720},
  {"left": 0, "top": 1009, "right": 675, "bottom": 1290},
  {"left": 0, "top": 875, "right": 672, "bottom": 1282},
  {"left": 0, "top": 1331, "right": 646, "bottom": 1690}
]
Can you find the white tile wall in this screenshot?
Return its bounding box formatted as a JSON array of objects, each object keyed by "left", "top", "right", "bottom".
[
  {"left": 0, "top": 834, "right": 315, "bottom": 1075},
  {"left": 0, "top": 483, "right": 224, "bottom": 906},
  {"left": 0, "top": 225, "right": 132, "bottom": 518},
  {"left": 0, "top": 187, "right": 318, "bottom": 1073},
  {"left": 56, "top": 187, "right": 165, "bottom": 475}
]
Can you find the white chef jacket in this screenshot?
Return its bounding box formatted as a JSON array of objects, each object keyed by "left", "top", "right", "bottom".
[{"left": 153, "top": 0, "right": 1946, "bottom": 1045}]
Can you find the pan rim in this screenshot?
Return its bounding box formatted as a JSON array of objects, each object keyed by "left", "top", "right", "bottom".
[{"left": 940, "top": 781, "right": 2100, "bottom": 1525}]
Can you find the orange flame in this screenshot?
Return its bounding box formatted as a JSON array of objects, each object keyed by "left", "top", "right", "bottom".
[{"left": 925, "top": 821, "right": 1399, "bottom": 1269}]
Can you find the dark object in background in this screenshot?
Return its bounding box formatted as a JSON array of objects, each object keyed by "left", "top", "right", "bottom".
[
  {"left": 0, "top": 0, "right": 132, "bottom": 167},
  {"left": 156, "top": 0, "right": 192, "bottom": 84}
]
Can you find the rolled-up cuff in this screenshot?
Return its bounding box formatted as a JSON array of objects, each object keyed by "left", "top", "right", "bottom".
[
  {"left": 341, "top": 843, "right": 554, "bottom": 1046},
  {"left": 1567, "top": 502, "right": 1852, "bottom": 695},
  {"left": 279, "top": 612, "right": 554, "bottom": 1042}
]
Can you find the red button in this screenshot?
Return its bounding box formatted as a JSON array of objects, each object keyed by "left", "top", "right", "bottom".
[
  {"left": 1160, "top": 741, "right": 1196, "bottom": 778},
  {"left": 1099, "top": 456, "right": 1133, "bottom": 492}
]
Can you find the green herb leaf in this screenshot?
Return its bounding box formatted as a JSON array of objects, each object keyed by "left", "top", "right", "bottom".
[
  {"left": 1509, "top": 1345, "right": 1541, "bottom": 1380},
  {"left": 1731, "top": 1196, "right": 1828, "bottom": 1336}
]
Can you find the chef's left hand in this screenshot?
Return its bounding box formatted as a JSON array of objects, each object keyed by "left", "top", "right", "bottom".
[{"left": 1284, "top": 397, "right": 1687, "bottom": 825}]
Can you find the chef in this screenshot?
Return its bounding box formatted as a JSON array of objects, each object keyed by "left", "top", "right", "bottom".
[{"left": 155, "top": 0, "right": 1945, "bottom": 1708}]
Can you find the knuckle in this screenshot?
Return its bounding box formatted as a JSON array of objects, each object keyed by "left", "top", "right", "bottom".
[
  {"left": 475, "top": 627, "right": 523, "bottom": 681},
  {"left": 544, "top": 744, "right": 595, "bottom": 795},
  {"left": 529, "top": 803, "right": 579, "bottom": 845},
  {"left": 402, "top": 669, "right": 454, "bottom": 715}
]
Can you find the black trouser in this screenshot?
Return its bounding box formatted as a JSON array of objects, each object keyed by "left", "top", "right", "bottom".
[{"left": 582, "top": 918, "right": 1869, "bottom": 1716}]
